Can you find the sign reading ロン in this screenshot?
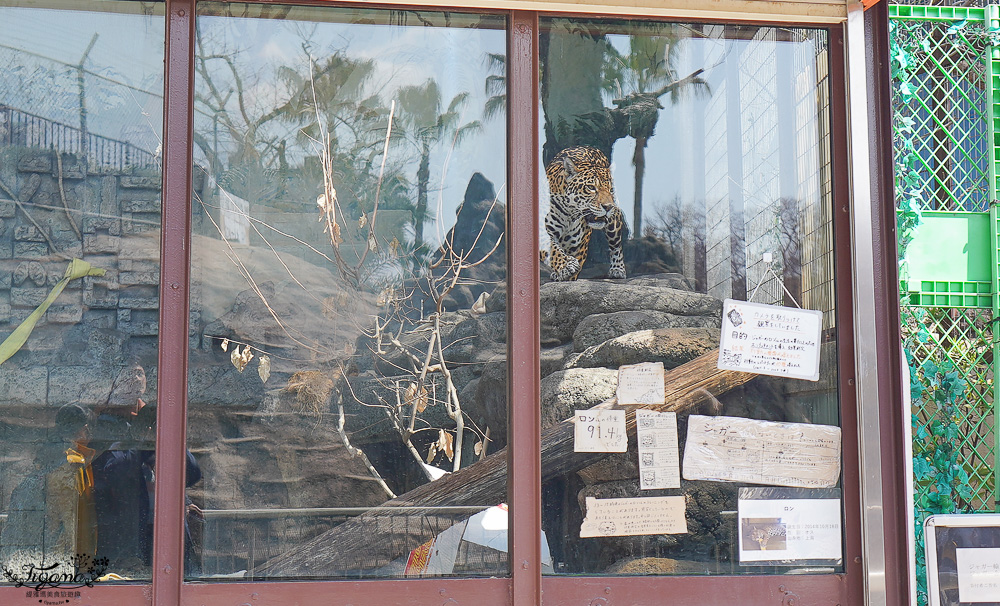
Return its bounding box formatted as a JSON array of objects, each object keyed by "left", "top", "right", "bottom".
[{"left": 2, "top": 554, "right": 108, "bottom": 591}]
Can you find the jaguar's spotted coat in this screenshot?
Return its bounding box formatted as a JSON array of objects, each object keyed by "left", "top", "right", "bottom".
[{"left": 543, "top": 146, "right": 626, "bottom": 281}]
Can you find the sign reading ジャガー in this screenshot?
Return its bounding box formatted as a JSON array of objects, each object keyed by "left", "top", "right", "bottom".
[{"left": 718, "top": 299, "right": 823, "bottom": 381}]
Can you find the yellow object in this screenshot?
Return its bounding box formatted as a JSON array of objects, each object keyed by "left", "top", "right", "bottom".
[{"left": 0, "top": 259, "right": 105, "bottom": 365}]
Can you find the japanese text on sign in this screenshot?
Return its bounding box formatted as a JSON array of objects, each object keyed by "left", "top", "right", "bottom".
[
  {"left": 574, "top": 409, "right": 627, "bottom": 453},
  {"left": 579, "top": 496, "right": 687, "bottom": 537},
  {"left": 718, "top": 299, "right": 823, "bottom": 381},
  {"left": 617, "top": 362, "right": 665, "bottom": 405},
  {"left": 737, "top": 493, "right": 842, "bottom": 564},
  {"left": 636, "top": 409, "right": 680, "bottom": 489},
  {"left": 683, "top": 415, "right": 842, "bottom": 488},
  {"left": 957, "top": 548, "right": 1000, "bottom": 602}
]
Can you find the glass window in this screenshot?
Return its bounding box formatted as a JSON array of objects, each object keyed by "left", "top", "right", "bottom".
[
  {"left": 0, "top": 0, "right": 164, "bottom": 582},
  {"left": 187, "top": 3, "right": 508, "bottom": 580},
  {"left": 538, "top": 18, "right": 840, "bottom": 576}
]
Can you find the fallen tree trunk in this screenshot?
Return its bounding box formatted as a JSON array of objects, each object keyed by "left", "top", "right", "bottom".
[{"left": 255, "top": 349, "right": 754, "bottom": 577}]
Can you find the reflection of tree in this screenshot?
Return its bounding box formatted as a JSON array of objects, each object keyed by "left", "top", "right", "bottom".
[
  {"left": 395, "top": 79, "right": 481, "bottom": 252},
  {"left": 601, "top": 28, "right": 708, "bottom": 235},
  {"left": 540, "top": 21, "right": 707, "bottom": 169},
  {"left": 482, "top": 52, "right": 506, "bottom": 122}
]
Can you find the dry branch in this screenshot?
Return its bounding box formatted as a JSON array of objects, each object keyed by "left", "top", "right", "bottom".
[{"left": 255, "top": 349, "right": 755, "bottom": 577}]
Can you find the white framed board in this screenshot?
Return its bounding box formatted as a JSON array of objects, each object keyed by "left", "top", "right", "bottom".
[
  {"left": 925, "top": 513, "right": 1000, "bottom": 605},
  {"left": 718, "top": 299, "right": 823, "bottom": 382}
]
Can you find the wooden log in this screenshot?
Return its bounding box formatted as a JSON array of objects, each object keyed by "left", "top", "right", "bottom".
[{"left": 255, "top": 349, "right": 755, "bottom": 577}]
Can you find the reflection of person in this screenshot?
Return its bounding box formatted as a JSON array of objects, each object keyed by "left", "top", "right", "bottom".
[
  {"left": 92, "top": 404, "right": 202, "bottom": 575},
  {"left": 1, "top": 403, "right": 97, "bottom": 570}
]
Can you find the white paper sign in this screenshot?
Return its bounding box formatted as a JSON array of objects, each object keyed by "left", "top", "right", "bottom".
[
  {"left": 574, "top": 409, "right": 627, "bottom": 452},
  {"left": 718, "top": 299, "right": 823, "bottom": 381},
  {"left": 957, "top": 548, "right": 1000, "bottom": 602},
  {"left": 683, "top": 415, "right": 842, "bottom": 488},
  {"left": 636, "top": 410, "right": 680, "bottom": 490},
  {"left": 738, "top": 497, "right": 841, "bottom": 563},
  {"left": 617, "top": 362, "right": 665, "bottom": 405},
  {"left": 579, "top": 496, "right": 687, "bottom": 537}
]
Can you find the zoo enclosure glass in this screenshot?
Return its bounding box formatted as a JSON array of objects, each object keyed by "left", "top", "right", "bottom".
[
  {"left": 0, "top": 1, "right": 863, "bottom": 603},
  {"left": 537, "top": 18, "right": 842, "bottom": 576},
  {"left": 0, "top": 0, "right": 165, "bottom": 584},
  {"left": 185, "top": 3, "right": 509, "bottom": 580}
]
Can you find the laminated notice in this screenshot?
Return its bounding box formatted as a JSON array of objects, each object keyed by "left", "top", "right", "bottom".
[
  {"left": 718, "top": 299, "right": 823, "bottom": 381},
  {"left": 682, "top": 415, "right": 841, "bottom": 488},
  {"left": 957, "top": 548, "right": 1000, "bottom": 602},
  {"left": 574, "top": 409, "right": 627, "bottom": 452},
  {"left": 636, "top": 410, "right": 680, "bottom": 490},
  {"left": 738, "top": 489, "right": 842, "bottom": 564},
  {"left": 579, "top": 496, "right": 687, "bottom": 537},
  {"left": 617, "top": 362, "right": 665, "bottom": 405}
]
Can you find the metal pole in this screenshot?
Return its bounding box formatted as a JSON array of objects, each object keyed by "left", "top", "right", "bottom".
[{"left": 846, "top": 2, "right": 889, "bottom": 604}]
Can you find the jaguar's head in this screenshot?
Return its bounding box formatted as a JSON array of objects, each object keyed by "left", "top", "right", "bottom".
[{"left": 559, "top": 148, "right": 617, "bottom": 228}]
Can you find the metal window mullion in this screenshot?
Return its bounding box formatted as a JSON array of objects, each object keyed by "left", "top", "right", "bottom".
[
  {"left": 507, "top": 11, "right": 541, "bottom": 606},
  {"left": 986, "top": 4, "right": 1000, "bottom": 513},
  {"left": 154, "top": 1, "right": 195, "bottom": 605}
]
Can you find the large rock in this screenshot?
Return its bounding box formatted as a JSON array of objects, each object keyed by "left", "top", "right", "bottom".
[
  {"left": 539, "top": 368, "right": 618, "bottom": 428},
  {"left": 474, "top": 357, "right": 508, "bottom": 445},
  {"left": 540, "top": 281, "right": 720, "bottom": 345},
  {"left": 572, "top": 310, "right": 720, "bottom": 351},
  {"left": 569, "top": 327, "right": 717, "bottom": 370}
]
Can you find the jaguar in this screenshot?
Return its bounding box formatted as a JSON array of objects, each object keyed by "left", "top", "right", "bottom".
[{"left": 543, "top": 145, "right": 626, "bottom": 281}]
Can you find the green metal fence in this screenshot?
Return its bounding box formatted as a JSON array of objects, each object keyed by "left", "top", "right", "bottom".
[{"left": 891, "top": 5, "right": 1000, "bottom": 604}]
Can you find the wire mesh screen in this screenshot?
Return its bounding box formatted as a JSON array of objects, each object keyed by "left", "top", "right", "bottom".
[
  {"left": 903, "top": 307, "right": 996, "bottom": 513},
  {"left": 890, "top": 18, "right": 990, "bottom": 212},
  {"left": 198, "top": 507, "right": 508, "bottom": 579}
]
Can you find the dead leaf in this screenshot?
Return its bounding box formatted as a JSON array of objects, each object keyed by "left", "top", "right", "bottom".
[
  {"left": 220, "top": 337, "right": 230, "bottom": 352},
  {"left": 230, "top": 347, "right": 243, "bottom": 371},
  {"left": 404, "top": 383, "right": 428, "bottom": 413},
  {"left": 232, "top": 344, "right": 253, "bottom": 372},
  {"left": 258, "top": 355, "right": 271, "bottom": 384},
  {"left": 331, "top": 222, "right": 342, "bottom": 247},
  {"left": 367, "top": 233, "right": 377, "bottom": 252},
  {"left": 474, "top": 441, "right": 483, "bottom": 456},
  {"left": 426, "top": 442, "right": 438, "bottom": 464},
  {"left": 358, "top": 214, "right": 368, "bottom": 229},
  {"left": 390, "top": 237, "right": 401, "bottom": 256},
  {"left": 241, "top": 344, "right": 254, "bottom": 368},
  {"left": 440, "top": 430, "right": 454, "bottom": 462},
  {"left": 471, "top": 291, "right": 489, "bottom": 314}
]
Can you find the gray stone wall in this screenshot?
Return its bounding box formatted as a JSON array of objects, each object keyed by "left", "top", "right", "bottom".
[{"left": 0, "top": 147, "right": 162, "bottom": 408}]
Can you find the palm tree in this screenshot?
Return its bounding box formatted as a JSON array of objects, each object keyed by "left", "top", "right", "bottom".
[
  {"left": 395, "top": 79, "right": 481, "bottom": 251},
  {"left": 602, "top": 28, "right": 708, "bottom": 236}
]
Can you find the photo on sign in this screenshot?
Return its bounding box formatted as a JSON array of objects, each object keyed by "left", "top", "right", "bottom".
[{"left": 741, "top": 517, "right": 788, "bottom": 552}]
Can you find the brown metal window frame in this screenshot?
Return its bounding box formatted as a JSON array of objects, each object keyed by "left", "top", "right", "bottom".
[{"left": 0, "top": 2, "right": 879, "bottom": 605}]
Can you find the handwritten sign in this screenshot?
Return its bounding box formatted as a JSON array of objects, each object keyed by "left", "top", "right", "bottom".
[
  {"left": 617, "top": 362, "right": 665, "bottom": 405},
  {"left": 738, "top": 491, "right": 842, "bottom": 563},
  {"left": 957, "top": 548, "right": 1000, "bottom": 602},
  {"left": 682, "top": 415, "right": 841, "bottom": 488},
  {"left": 574, "top": 409, "right": 627, "bottom": 453},
  {"left": 636, "top": 409, "right": 680, "bottom": 489},
  {"left": 718, "top": 299, "right": 823, "bottom": 381},
  {"left": 579, "top": 496, "right": 687, "bottom": 537}
]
